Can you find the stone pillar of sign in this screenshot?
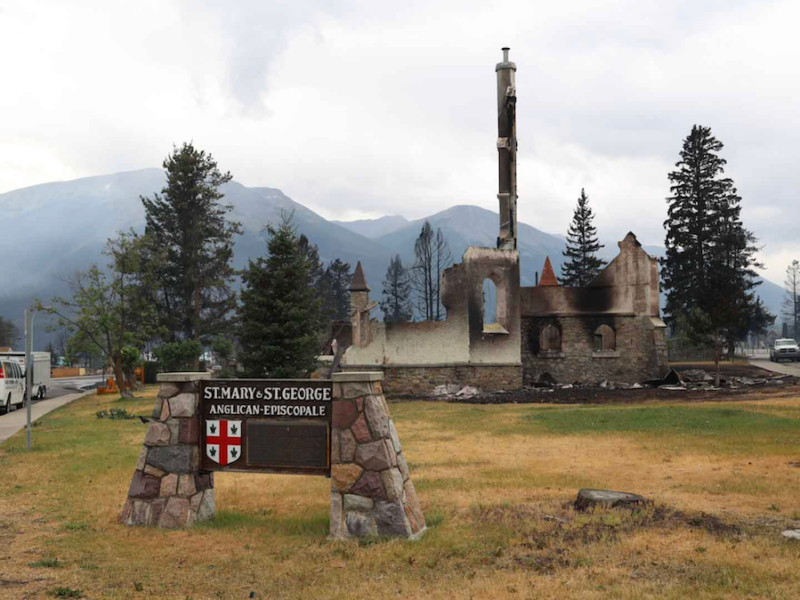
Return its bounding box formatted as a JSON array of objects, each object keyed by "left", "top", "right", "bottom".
[
  {"left": 329, "top": 372, "right": 425, "bottom": 539},
  {"left": 120, "top": 372, "right": 216, "bottom": 528}
]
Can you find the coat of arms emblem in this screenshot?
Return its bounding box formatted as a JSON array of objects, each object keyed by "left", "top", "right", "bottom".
[{"left": 205, "top": 420, "right": 242, "bottom": 466}]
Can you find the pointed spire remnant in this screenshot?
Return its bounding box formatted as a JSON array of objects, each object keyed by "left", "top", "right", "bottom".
[
  {"left": 538, "top": 257, "right": 559, "bottom": 286},
  {"left": 350, "top": 261, "right": 370, "bottom": 292}
]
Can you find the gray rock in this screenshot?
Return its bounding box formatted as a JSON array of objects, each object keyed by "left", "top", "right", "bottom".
[
  {"left": 782, "top": 529, "right": 800, "bottom": 540},
  {"left": 343, "top": 494, "right": 373, "bottom": 512},
  {"left": 374, "top": 500, "right": 412, "bottom": 537},
  {"left": 144, "top": 422, "right": 171, "bottom": 447},
  {"left": 169, "top": 393, "right": 196, "bottom": 417},
  {"left": 340, "top": 429, "right": 357, "bottom": 462},
  {"left": 575, "top": 489, "right": 650, "bottom": 511},
  {"left": 128, "top": 471, "right": 161, "bottom": 499},
  {"left": 364, "top": 395, "right": 390, "bottom": 438},
  {"left": 196, "top": 489, "right": 216, "bottom": 522},
  {"left": 330, "top": 493, "right": 345, "bottom": 537},
  {"left": 158, "top": 383, "right": 180, "bottom": 399},
  {"left": 381, "top": 468, "right": 404, "bottom": 501},
  {"left": 397, "top": 452, "right": 410, "bottom": 481},
  {"left": 388, "top": 420, "right": 402, "bottom": 453},
  {"left": 135, "top": 446, "right": 148, "bottom": 471},
  {"left": 147, "top": 445, "right": 195, "bottom": 474},
  {"left": 355, "top": 440, "right": 392, "bottom": 471},
  {"left": 345, "top": 512, "right": 377, "bottom": 537},
  {"left": 151, "top": 397, "right": 164, "bottom": 419}
]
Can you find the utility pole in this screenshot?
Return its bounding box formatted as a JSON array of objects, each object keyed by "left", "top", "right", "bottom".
[
  {"left": 496, "top": 47, "right": 518, "bottom": 251},
  {"left": 24, "top": 309, "right": 32, "bottom": 450}
]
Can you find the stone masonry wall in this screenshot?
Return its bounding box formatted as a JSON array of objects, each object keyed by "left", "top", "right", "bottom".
[
  {"left": 340, "top": 364, "right": 522, "bottom": 396},
  {"left": 330, "top": 372, "right": 425, "bottom": 539},
  {"left": 521, "top": 315, "right": 667, "bottom": 385},
  {"left": 120, "top": 373, "right": 215, "bottom": 528}
]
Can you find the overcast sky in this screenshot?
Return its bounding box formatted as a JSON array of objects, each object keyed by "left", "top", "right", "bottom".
[{"left": 1, "top": 0, "right": 798, "bottom": 283}]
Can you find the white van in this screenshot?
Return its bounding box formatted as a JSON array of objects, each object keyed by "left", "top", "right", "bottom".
[
  {"left": 0, "top": 351, "right": 51, "bottom": 399},
  {"left": 0, "top": 359, "right": 25, "bottom": 414}
]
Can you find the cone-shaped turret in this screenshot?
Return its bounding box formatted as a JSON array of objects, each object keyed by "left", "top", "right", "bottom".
[
  {"left": 350, "top": 261, "right": 370, "bottom": 292},
  {"left": 538, "top": 257, "right": 559, "bottom": 286}
]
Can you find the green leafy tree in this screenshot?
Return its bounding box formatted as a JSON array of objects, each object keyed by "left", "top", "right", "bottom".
[
  {"left": 153, "top": 341, "right": 203, "bottom": 372},
  {"left": 561, "top": 189, "right": 606, "bottom": 286},
  {"left": 238, "top": 216, "right": 321, "bottom": 378},
  {"left": 662, "top": 124, "right": 766, "bottom": 357},
  {"left": 121, "top": 346, "right": 141, "bottom": 388},
  {"left": 42, "top": 234, "right": 158, "bottom": 397},
  {"left": 140, "top": 142, "right": 242, "bottom": 365},
  {"left": 381, "top": 254, "right": 412, "bottom": 323},
  {"left": 0, "top": 316, "right": 20, "bottom": 348}
]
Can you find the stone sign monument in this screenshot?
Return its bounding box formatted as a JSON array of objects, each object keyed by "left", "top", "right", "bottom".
[{"left": 121, "top": 371, "right": 425, "bottom": 540}]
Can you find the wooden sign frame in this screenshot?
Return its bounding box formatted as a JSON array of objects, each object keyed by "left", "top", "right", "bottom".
[{"left": 199, "top": 379, "right": 332, "bottom": 477}]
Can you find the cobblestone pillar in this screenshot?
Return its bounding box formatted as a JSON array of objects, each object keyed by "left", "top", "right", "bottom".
[
  {"left": 330, "top": 372, "right": 425, "bottom": 539},
  {"left": 120, "top": 373, "right": 215, "bottom": 528}
]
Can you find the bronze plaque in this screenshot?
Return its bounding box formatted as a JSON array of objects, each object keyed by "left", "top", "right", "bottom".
[{"left": 200, "top": 379, "right": 332, "bottom": 476}]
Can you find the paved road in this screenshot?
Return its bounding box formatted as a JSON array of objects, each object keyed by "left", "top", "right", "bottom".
[
  {"left": 749, "top": 358, "right": 800, "bottom": 377},
  {"left": 0, "top": 388, "right": 94, "bottom": 444}
]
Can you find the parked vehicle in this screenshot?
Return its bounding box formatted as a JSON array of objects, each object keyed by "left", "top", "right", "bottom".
[
  {"left": 769, "top": 338, "right": 800, "bottom": 362},
  {"left": 0, "top": 359, "right": 25, "bottom": 414},
  {"left": 0, "top": 351, "right": 51, "bottom": 399}
]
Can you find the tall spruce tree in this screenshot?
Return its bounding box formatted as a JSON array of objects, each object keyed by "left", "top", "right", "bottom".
[
  {"left": 320, "top": 259, "right": 352, "bottom": 322},
  {"left": 140, "top": 143, "right": 242, "bottom": 358},
  {"left": 238, "top": 216, "right": 321, "bottom": 378},
  {"left": 381, "top": 254, "right": 413, "bottom": 323},
  {"left": 662, "top": 125, "right": 767, "bottom": 370},
  {"left": 561, "top": 189, "right": 606, "bottom": 286}
]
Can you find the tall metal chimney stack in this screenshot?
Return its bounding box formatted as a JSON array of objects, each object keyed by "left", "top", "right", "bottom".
[{"left": 495, "top": 46, "right": 517, "bottom": 250}]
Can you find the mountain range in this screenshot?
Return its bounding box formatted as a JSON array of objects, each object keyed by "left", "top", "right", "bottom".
[{"left": 0, "top": 168, "right": 785, "bottom": 349}]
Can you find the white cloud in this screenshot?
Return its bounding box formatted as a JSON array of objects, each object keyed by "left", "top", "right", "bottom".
[{"left": 1, "top": 0, "right": 799, "bottom": 285}]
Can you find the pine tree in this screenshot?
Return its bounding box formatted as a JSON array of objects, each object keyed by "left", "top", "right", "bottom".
[
  {"left": 320, "top": 259, "right": 352, "bottom": 322},
  {"left": 0, "top": 316, "right": 20, "bottom": 348},
  {"left": 238, "top": 216, "right": 321, "bottom": 378},
  {"left": 662, "top": 125, "right": 769, "bottom": 369},
  {"left": 560, "top": 189, "right": 606, "bottom": 286},
  {"left": 783, "top": 260, "right": 800, "bottom": 339},
  {"left": 381, "top": 255, "right": 413, "bottom": 323},
  {"left": 140, "top": 142, "right": 242, "bottom": 357}
]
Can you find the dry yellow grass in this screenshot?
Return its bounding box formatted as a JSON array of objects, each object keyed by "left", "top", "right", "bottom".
[{"left": 1, "top": 387, "right": 799, "bottom": 599}]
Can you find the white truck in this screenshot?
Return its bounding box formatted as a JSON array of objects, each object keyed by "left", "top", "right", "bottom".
[{"left": 0, "top": 351, "right": 51, "bottom": 399}]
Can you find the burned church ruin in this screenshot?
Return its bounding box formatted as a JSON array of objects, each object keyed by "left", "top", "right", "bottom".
[{"left": 338, "top": 49, "right": 668, "bottom": 394}]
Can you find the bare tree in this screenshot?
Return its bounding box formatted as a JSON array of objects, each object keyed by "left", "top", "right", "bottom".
[
  {"left": 784, "top": 260, "right": 800, "bottom": 339},
  {"left": 411, "top": 221, "right": 453, "bottom": 321}
]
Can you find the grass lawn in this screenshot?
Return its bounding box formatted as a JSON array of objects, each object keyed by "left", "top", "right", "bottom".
[{"left": 1, "top": 387, "right": 800, "bottom": 599}]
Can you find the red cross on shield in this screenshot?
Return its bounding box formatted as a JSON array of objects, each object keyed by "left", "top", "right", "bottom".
[{"left": 205, "top": 420, "right": 242, "bottom": 466}]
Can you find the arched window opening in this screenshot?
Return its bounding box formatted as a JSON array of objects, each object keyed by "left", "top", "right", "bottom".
[
  {"left": 594, "top": 325, "right": 616, "bottom": 351},
  {"left": 482, "top": 278, "right": 497, "bottom": 325},
  {"left": 540, "top": 325, "right": 562, "bottom": 351}
]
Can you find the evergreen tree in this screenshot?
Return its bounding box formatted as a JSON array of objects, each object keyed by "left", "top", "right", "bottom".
[
  {"left": 662, "top": 124, "right": 768, "bottom": 366},
  {"left": 298, "top": 233, "right": 326, "bottom": 330},
  {"left": 238, "top": 216, "right": 321, "bottom": 378},
  {"left": 561, "top": 189, "right": 606, "bottom": 286},
  {"left": 320, "top": 259, "right": 352, "bottom": 322},
  {"left": 783, "top": 260, "right": 800, "bottom": 339},
  {"left": 140, "top": 142, "right": 242, "bottom": 358},
  {"left": 381, "top": 254, "right": 412, "bottom": 323}
]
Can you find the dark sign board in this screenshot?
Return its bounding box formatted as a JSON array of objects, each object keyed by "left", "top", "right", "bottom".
[{"left": 200, "top": 379, "right": 332, "bottom": 476}]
